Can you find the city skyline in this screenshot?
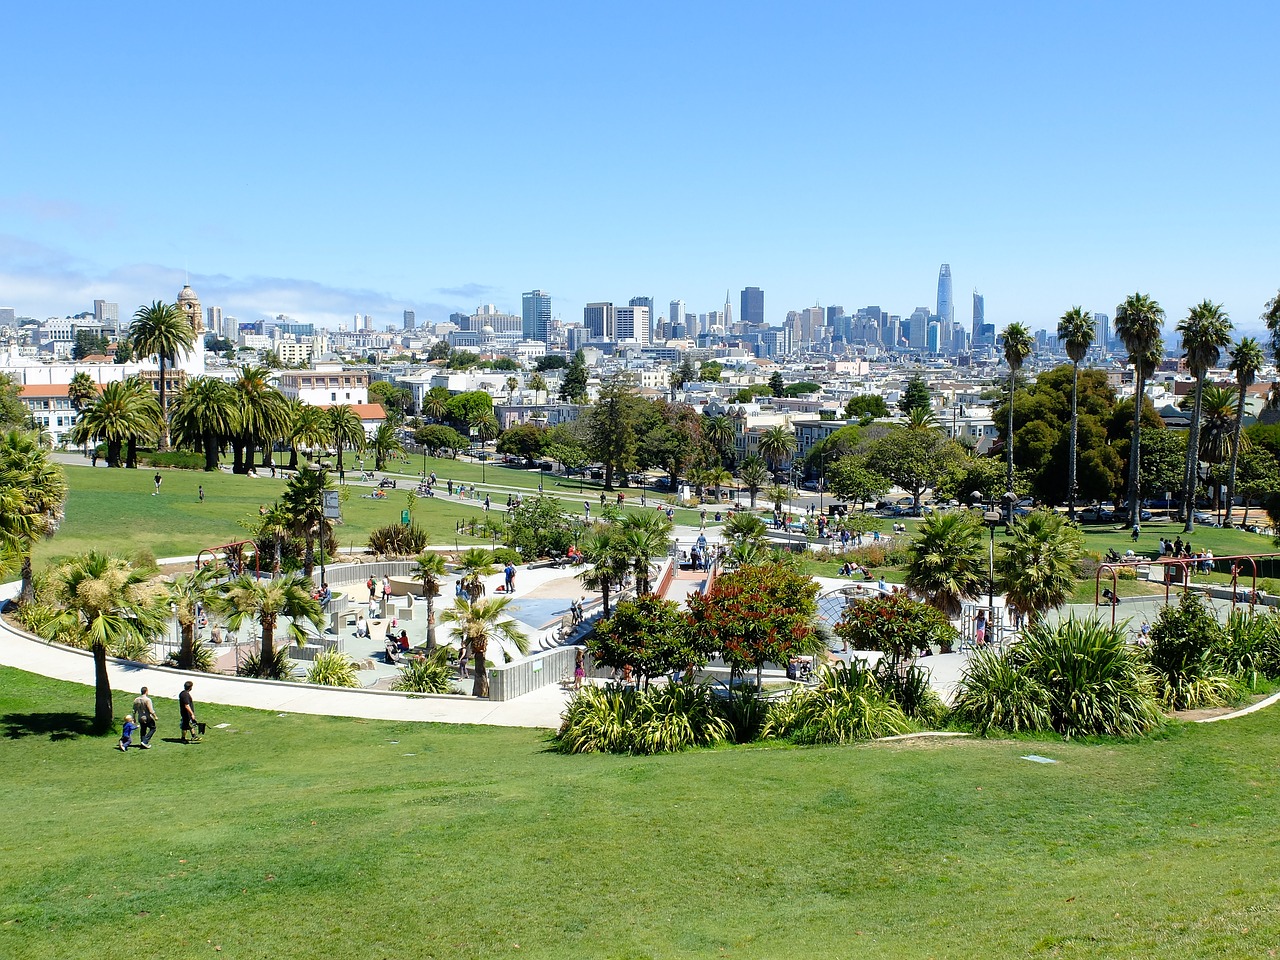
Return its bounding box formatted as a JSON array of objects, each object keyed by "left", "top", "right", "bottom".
[{"left": 2, "top": 4, "right": 1279, "bottom": 335}]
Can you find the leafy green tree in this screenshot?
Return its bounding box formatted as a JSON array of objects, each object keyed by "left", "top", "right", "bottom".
[
  {"left": 686, "top": 561, "right": 823, "bottom": 690},
  {"left": 1135, "top": 428, "right": 1187, "bottom": 502},
  {"left": 1001, "top": 323, "right": 1035, "bottom": 499},
  {"left": 535, "top": 354, "right": 568, "bottom": 372},
  {"left": 671, "top": 357, "right": 697, "bottom": 389},
  {"left": 699, "top": 360, "right": 724, "bottom": 382},
  {"left": 1057, "top": 306, "right": 1095, "bottom": 519},
  {"left": 897, "top": 376, "right": 931, "bottom": 416},
  {"left": 47, "top": 551, "right": 166, "bottom": 728},
  {"left": 0, "top": 429, "right": 68, "bottom": 603},
  {"left": 935, "top": 455, "right": 1011, "bottom": 505},
  {"left": 781, "top": 381, "right": 821, "bottom": 398},
  {"left": 0, "top": 374, "right": 29, "bottom": 430},
  {"left": 560, "top": 349, "right": 589, "bottom": 403},
  {"left": 824, "top": 457, "right": 889, "bottom": 507},
  {"left": 586, "top": 377, "right": 640, "bottom": 489},
  {"left": 1115, "top": 292, "right": 1166, "bottom": 525},
  {"left": 1225, "top": 337, "right": 1266, "bottom": 526},
  {"left": 503, "top": 494, "right": 573, "bottom": 559},
  {"left": 995, "top": 510, "right": 1082, "bottom": 623},
  {"left": 414, "top": 424, "right": 468, "bottom": 456},
  {"left": 905, "top": 510, "right": 986, "bottom": 645},
  {"left": 845, "top": 394, "right": 890, "bottom": 420},
  {"left": 440, "top": 596, "right": 529, "bottom": 697},
  {"left": 768, "top": 372, "right": 785, "bottom": 398},
  {"left": 447, "top": 349, "right": 481, "bottom": 370},
  {"left": 835, "top": 592, "right": 958, "bottom": 663},
  {"left": 216, "top": 572, "right": 324, "bottom": 677},
  {"left": 1177, "top": 300, "right": 1233, "bottom": 530},
  {"left": 129, "top": 300, "right": 194, "bottom": 451},
  {"left": 427, "top": 340, "right": 451, "bottom": 361},
  {"left": 863, "top": 428, "right": 965, "bottom": 507},
  {"left": 1234, "top": 447, "right": 1280, "bottom": 526},
  {"left": 589, "top": 595, "right": 709, "bottom": 687},
  {"left": 443, "top": 391, "right": 493, "bottom": 432},
  {"left": 496, "top": 423, "right": 548, "bottom": 464}
]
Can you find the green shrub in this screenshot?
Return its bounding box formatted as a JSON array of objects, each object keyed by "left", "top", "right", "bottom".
[
  {"left": 763, "top": 664, "right": 910, "bottom": 745},
  {"left": 114, "top": 633, "right": 155, "bottom": 664},
  {"left": 718, "top": 692, "right": 771, "bottom": 744},
  {"left": 952, "top": 649, "right": 1052, "bottom": 734},
  {"left": 391, "top": 649, "right": 456, "bottom": 694},
  {"left": 306, "top": 649, "right": 361, "bottom": 687},
  {"left": 873, "top": 660, "right": 949, "bottom": 726},
  {"left": 1147, "top": 592, "right": 1235, "bottom": 709},
  {"left": 237, "top": 651, "right": 294, "bottom": 681},
  {"left": 555, "top": 683, "right": 730, "bottom": 755},
  {"left": 368, "top": 522, "right": 429, "bottom": 556},
  {"left": 164, "top": 640, "right": 215, "bottom": 673},
  {"left": 489, "top": 547, "right": 522, "bottom": 566},
  {"left": 136, "top": 450, "right": 206, "bottom": 470},
  {"left": 1218, "top": 609, "right": 1280, "bottom": 688},
  {"left": 555, "top": 687, "right": 641, "bottom": 754}
]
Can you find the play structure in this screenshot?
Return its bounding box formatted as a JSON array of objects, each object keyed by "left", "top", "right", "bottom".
[{"left": 1094, "top": 551, "right": 1280, "bottom": 625}]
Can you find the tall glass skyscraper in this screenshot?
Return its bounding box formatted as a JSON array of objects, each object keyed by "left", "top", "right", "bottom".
[
  {"left": 972, "top": 290, "right": 984, "bottom": 344},
  {"left": 740, "top": 287, "right": 765, "bottom": 326},
  {"left": 936, "top": 265, "right": 953, "bottom": 347},
  {"left": 522, "top": 290, "right": 552, "bottom": 343}
]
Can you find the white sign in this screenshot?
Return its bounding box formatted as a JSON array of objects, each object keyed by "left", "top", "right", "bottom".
[{"left": 323, "top": 490, "right": 341, "bottom": 520}]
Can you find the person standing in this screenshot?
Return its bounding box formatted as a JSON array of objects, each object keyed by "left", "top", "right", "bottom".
[
  {"left": 574, "top": 648, "right": 585, "bottom": 691},
  {"left": 198, "top": 484, "right": 205, "bottom": 503},
  {"left": 132, "top": 687, "right": 157, "bottom": 748},
  {"left": 179, "top": 681, "right": 200, "bottom": 743},
  {"left": 153, "top": 472, "right": 163, "bottom": 495},
  {"left": 504, "top": 561, "right": 516, "bottom": 594},
  {"left": 583, "top": 501, "right": 591, "bottom": 520}
]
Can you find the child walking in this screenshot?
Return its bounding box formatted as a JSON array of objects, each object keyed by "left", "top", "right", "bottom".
[{"left": 118, "top": 715, "right": 138, "bottom": 752}]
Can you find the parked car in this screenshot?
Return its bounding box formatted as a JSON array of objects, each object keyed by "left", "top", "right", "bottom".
[
  {"left": 1079, "top": 507, "right": 1115, "bottom": 523},
  {"left": 1192, "top": 511, "right": 1218, "bottom": 526}
]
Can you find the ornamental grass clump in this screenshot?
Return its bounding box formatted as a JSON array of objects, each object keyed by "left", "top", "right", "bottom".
[
  {"left": 305, "top": 649, "right": 361, "bottom": 687},
  {"left": 1218, "top": 609, "right": 1280, "bottom": 689},
  {"left": 951, "top": 649, "right": 1051, "bottom": 735},
  {"left": 555, "top": 684, "right": 730, "bottom": 755},
  {"left": 1147, "top": 591, "right": 1238, "bottom": 710},
  {"left": 763, "top": 662, "right": 910, "bottom": 745},
  {"left": 390, "top": 649, "right": 456, "bottom": 694}
]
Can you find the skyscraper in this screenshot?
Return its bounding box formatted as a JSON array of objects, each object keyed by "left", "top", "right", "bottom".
[
  {"left": 668, "top": 299, "right": 685, "bottom": 338},
  {"left": 403, "top": 310, "right": 416, "bottom": 330},
  {"left": 723, "top": 290, "right": 733, "bottom": 328},
  {"left": 584, "top": 302, "right": 614, "bottom": 340},
  {"left": 206, "top": 306, "right": 223, "bottom": 338},
  {"left": 93, "top": 299, "right": 119, "bottom": 330},
  {"left": 614, "top": 306, "right": 650, "bottom": 344},
  {"left": 522, "top": 290, "right": 552, "bottom": 343},
  {"left": 936, "top": 264, "right": 954, "bottom": 347},
  {"left": 972, "top": 290, "right": 984, "bottom": 345},
  {"left": 1094, "top": 312, "right": 1111, "bottom": 352},
  {"left": 741, "top": 287, "right": 764, "bottom": 326},
  {"left": 908, "top": 307, "right": 930, "bottom": 351}
]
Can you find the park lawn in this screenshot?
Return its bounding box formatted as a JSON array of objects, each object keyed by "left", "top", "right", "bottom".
[
  {"left": 1, "top": 666, "right": 1279, "bottom": 960},
  {"left": 34, "top": 466, "right": 496, "bottom": 565}
]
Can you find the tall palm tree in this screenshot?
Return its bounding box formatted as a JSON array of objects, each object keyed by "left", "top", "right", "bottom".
[
  {"left": 1225, "top": 336, "right": 1266, "bottom": 526},
  {"left": 48, "top": 551, "right": 165, "bottom": 728},
  {"left": 904, "top": 510, "right": 985, "bottom": 652},
  {"left": 129, "top": 301, "right": 194, "bottom": 451},
  {"left": 1198, "top": 385, "right": 1240, "bottom": 477},
  {"left": 231, "top": 365, "right": 288, "bottom": 474},
  {"left": 170, "top": 376, "right": 237, "bottom": 471},
  {"left": 578, "top": 523, "right": 630, "bottom": 617},
  {"left": 289, "top": 401, "right": 330, "bottom": 469},
  {"left": 528, "top": 372, "right": 548, "bottom": 405},
  {"left": 616, "top": 510, "right": 673, "bottom": 595},
  {"left": 1176, "top": 300, "right": 1233, "bottom": 531},
  {"left": 0, "top": 428, "right": 67, "bottom": 604},
  {"left": 1114, "top": 293, "right": 1166, "bottom": 525},
  {"left": 1056, "top": 307, "right": 1095, "bottom": 520},
  {"left": 994, "top": 510, "right": 1083, "bottom": 623},
  {"left": 216, "top": 572, "right": 324, "bottom": 677},
  {"left": 167, "top": 566, "right": 218, "bottom": 670},
  {"left": 368, "top": 422, "right": 404, "bottom": 470},
  {"left": 246, "top": 501, "right": 292, "bottom": 576},
  {"left": 413, "top": 551, "right": 448, "bottom": 650},
  {"left": 421, "top": 391, "right": 448, "bottom": 423},
  {"left": 904, "top": 405, "right": 940, "bottom": 431},
  {"left": 67, "top": 372, "right": 97, "bottom": 453},
  {"left": 440, "top": 596, "right": 529, "bottom": 697},
  {"left": 757, "top": 424, "right": 796, "bottom": 475},
  {"left": 1263, "top": 288, "right": 1280, "bottom": 365},
  {"left": 327, "top": 404, "right": 365, "bottom": 478},
  {"left": 1001, "top": 323, "right": 1034, "bottom": 504},
  {"left": 455, "top": 547, "right": 496, "bottom": 601},
  {"left": 471, "top": 412, "right": 499, "bottom": 448},
  {"left": 281, "top": 466, "right": 332, "bottom": 576},
  {"left": 737, "top": 456, "right": 770, "bottom": 510},
  {"left": 505, "top": 376, "right": 519, "bottom": 402},
  {"left": 704, "top": 415, "right": 735, "bottom": 467}
]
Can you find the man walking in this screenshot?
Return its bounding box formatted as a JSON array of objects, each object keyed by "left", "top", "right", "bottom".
[
  {"left": 132, "top": 686, "right": 157, "bottom": 749},
  {"left": 198, "top": 484, "right": 205, "bottom": 503},
  {"left": 153, "top": 472, "right": 163, "bottom": 495},
  {"left": 179, "top": 680, "right": 200, "bottom": 743}
]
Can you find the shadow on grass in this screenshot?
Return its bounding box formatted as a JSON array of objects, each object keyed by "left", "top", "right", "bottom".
[{"left": 3, "top": 711, "right": 99, "bottom": 741}]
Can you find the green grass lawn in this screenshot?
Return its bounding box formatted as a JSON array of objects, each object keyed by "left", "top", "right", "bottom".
[{"left": 1, "top": 666, "right": 1278, "bottom": 959}]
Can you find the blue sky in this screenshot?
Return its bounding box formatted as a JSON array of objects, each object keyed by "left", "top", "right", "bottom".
[{"left": 3, "top": 2, "right": 1279, "bottom": 335}]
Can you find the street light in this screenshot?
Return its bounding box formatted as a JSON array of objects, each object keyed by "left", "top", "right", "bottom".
[{"left": 972, "top": 490, "right": 1017, "bottom": 647}]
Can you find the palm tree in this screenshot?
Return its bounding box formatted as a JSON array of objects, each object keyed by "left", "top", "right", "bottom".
[
  {"left": 0, "top": 429, "right": 67, "bottom": 604},
  {"left": 368, "top": 422, "right": 404, "bottom": 471},
  {"left": 904, "top": 405, "right": 940, "bottom": 431},
  {"left": 702, "top": 466, "right": 732, "bottom": 505},
  {"left": 505, "top": 376, "right": 519, "bottom": 402},
  {"left": 704, "top": 415, "right": 735, "bottom": 466},
  {"left": 247, "top": 501, "right": 292, "bottom": 576},
  {"left": 231, "top": 365, "right": 288, "bottom": 474},
  {"left": 1176, "top": 300, "right": 1233, "bottom": 532},
  {"left": 413, "top": 551, "right": 448, "bottom": 650},
  {"left": 994, "top": 510, "right": 1082, "bottom": 623},
  {"left": 724, "top": 511, "right": 767, "bottom": 546},
  {"left": 455, "top": 547, "right": 496, "bottom": 601},
  {"left": 1225, "top": 336, "right": 1266, "bottom": 526},
  {"left": 421, "top": 391, "right": 448, "bottom": 423},
  {"left": 67, "top": 372, "right": 97, "bottom": 453},
  {"left": 471, "top": 412, "right": 499, "bottom": 448},
  {"left": 528, "top": 372, "right": 548, "bottom": 405},
  {"left": 1001, "top": 323, "right": 1034, "bottom": 502},
  {"left": 767, "top": 483, "right": 790, "bottom": 516},
  {"left": 1198, "top": 387, "right": 1240, "bottom": 515},
  {"left": 905, "top": 511, "right": 986, "bottom": 651},
  {"left": 327, "top": 404, "right": 365, "bottom": 478},
  {"left": 170, "top": 377, "right": 237, "bottom": 471},
  {"left": 440, "top": 596, "right": 529, "bottom": 697},
  {"left": 130, "top": 301, "right": 194, "bottom": 451},
  {"left": 281, "top": 466, "right": 332, "bottom": 576},
  {"left": 737, "top": 456, "right": 770, "bottom": 510},
  {"left": 617, "top": 510, "right": 673, "bottom": 595},
  {"left": 1057, "top": 307, "right": 1095, "bottom": 520},
  {"left": 71, "top": 378, "right": 160, "bottom": 468},
  {"left": 1115, "top": 293, "right": 1166, "bottom": 525},
  {"left": 167, "top": 566, "right": 217, "bottom": 670},
  {"left": 757, "top": 425, "right": 796, "bottom": 475},
  {"left": 48, "top": 551, "right": 165, "bottom": 728},
  {"left": 578, "top": 523, "right": 630, "bottom": 617},
  {"left": 289, "top": 401, "right": 330, "bottom": 469},
  {"left": 216, "top": 572, "right": 323, "bottom": 676}
]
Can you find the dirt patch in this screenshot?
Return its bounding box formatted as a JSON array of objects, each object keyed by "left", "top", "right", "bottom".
[{"left": 1170, "top": 693, "right": 1273, "bottom": 722}]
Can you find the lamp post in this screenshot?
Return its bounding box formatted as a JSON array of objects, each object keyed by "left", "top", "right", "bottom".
[{"left": 972, "top": 491, "right": 1006, "bottom": 647}]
